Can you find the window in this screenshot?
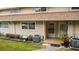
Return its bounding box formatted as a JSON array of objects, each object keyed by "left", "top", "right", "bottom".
[
  {"left": 29, "top": 23, "right": 35, "bottom": 29},
  {"left": 22, "top": 22, "right": 35, "bottom": 29},
  {"left": 35, "top": 7, "right": 47, "bottom": 12},
  {"left": 72, "top": 7, "right": 79, "bottom": 9},
  {"left": 10, "top": 8, "right": 21, "bottom": 13},
  {"left": 0, "top": 22, "right": 8, "bottom": 28},
  {"left": 60, "top": 23, "right": 66, "bottom": 32},
  {"left": 35, "top": 7, "right": 41, "bottom": 12},
  {"left": 41, "top": 7, "right": 47, "bottom": 11},
  {"left": 22, "top": 23, "right": 28, "bottom": 29}
]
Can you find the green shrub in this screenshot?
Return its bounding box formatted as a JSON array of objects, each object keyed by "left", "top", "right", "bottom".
[
  {"left": 41, "top": 35, "right": 44, "bottom": 41},
  {"left": 0, "top": 33, "right": 4, "bottom": 37},
  {"left": 60, "top": 33, "right": 69, "bottom": 41},
  {"left": 6, "top": 34, "right": 13, "bottom": 38},
  {"left": 6, "top": 33, "right": 21, "bottom": 39},
  {"left": 15, "top": 34, "right": 21, "bottom": 39},
  {"left": 27, "top": 35, "right": 33, "bottom": 41}
]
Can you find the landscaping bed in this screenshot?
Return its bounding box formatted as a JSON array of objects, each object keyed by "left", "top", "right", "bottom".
[
  {"left": 57, "top": 47, "right": 78, "bottom": 51},
  {"left": 0, "top": 39, "right": 43, "bottom": 51}
]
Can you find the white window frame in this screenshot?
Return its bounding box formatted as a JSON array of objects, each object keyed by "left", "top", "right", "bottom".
[
  {"left": 21, "top": 21, "right": 36, "bottom": 30},
  {"left": 0, "top": 22, "right": 9, "bottom": 28},
  {"left": 34, "top": 7, "right": 41, "bottom": 12}
]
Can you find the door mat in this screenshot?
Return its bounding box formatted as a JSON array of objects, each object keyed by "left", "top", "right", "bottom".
[{"left": 50, "top": 44, "right": 60, "bottom": 47}]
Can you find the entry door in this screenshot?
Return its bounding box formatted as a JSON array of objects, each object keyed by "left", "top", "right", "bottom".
[
  {"left": 58, "top": 22, "right": 67, "bottom": 37},
  {"left": 47, "top": 22, "right": 56, "bottom": 38}
]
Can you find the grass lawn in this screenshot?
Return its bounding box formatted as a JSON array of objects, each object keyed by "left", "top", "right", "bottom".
[{"left": 0, "top": 39, "right": 42, "bottom": 51}]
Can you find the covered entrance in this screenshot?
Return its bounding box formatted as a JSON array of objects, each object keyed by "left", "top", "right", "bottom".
[{"left": 46, "top": 21, "right": 68, "bottom": 39}]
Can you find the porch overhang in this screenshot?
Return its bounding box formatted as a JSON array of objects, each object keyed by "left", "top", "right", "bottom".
[{"left": 0, "top": 11, "right": 79, "bottom": 21}]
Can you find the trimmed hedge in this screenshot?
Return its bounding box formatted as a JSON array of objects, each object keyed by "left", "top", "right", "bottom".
[
  {"left": 27, "top": 35, "right": 33, "bottom": 41},
  {"left": 0, "top": 33, "right": 4, "bottom": 36},
  {"left": 6, "top": 34, "right": 21, "bottom": 39}
]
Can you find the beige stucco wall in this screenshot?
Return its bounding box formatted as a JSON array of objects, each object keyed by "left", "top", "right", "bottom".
[
  {"left": 1, "top": 21, "right": 79, "bottom": 39},
  {"left": 0, "top": 10, "right": 10, "bottom": 15},
  {"left": 16, "top": 21, "right": 45, "bottom": 36},
  {"left": 21, "top": 7, "right": 72, "bottom": 13},
  {"left": 47, "top": 7, "right": 71, "bottom": 12},
  {"left": 0, "top": 7, "right": 77, "bottom": 15},
  {"left": 68, "top": 22, "right": 75, "bottom": 37},
  {"left": 0, "top": 21, "right": 45, "bottom": 38},
  {"left": 74, "top": 22, "right": 79, "bottom": 38},
  {"left": 68, "top": 21, "right": 79, "bottom": 38},
  {"left": 0, "top": 22, "right": 15, "bottom": 34}
]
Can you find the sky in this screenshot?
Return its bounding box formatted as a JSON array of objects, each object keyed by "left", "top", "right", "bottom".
[{"left": 0, "top": 0, "right": 78, "bottom": 9}]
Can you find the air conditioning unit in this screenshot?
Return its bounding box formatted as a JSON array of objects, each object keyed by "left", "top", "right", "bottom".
[{"left": 70, "top": 38, "right": 79, "bottom": 49}]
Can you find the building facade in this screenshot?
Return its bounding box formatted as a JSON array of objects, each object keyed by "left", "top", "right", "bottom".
[{"left": 0, "top": 7, "right": 79, "bottom": 40}]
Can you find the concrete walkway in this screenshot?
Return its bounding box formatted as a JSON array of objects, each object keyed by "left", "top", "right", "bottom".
[{"left": 36, "top": 44, "right": 64, "bottom": 51}]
